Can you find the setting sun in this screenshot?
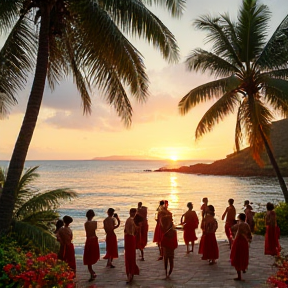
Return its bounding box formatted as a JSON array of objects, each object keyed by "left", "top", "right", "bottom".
[{"left": 170, "top": 155, "right": 178, "bottom": 161}]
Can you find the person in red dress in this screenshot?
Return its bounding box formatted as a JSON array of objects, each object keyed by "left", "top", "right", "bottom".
[
  {"left": 103, "top": 208, "right": 120, "bottom": 268},
  {"left": 135, "top": 202, "right": 148, "bottom": 261},
  {"left": 161, "top": 214, "right": 178, "bottom": 279},
  {"left": 265, "top": 202, "right": 280, "bottom": 256},
  {"left": 198, "top": 197, "right": 209, "bottom": 255},
  {"left": 153, "top": 200, "right": 165, "bottom": 259},
  {"left": 181, "top": 202, "right": 199, "bottom": 254},
  {"left": 83, "top": 209, "right": 100, "bottom": 281},
  {"left": 244, "top": 200, "right": 255, "bottom": 232},
  {"left": 230, "top": 213, "right": 252, "bottom": 281},
  {"left": 201, "top": 205, "right": 219, "bottom": 265},
  {"left": 124, "top": 208, "right": 140, "bottom": 284},
  {"left": 58, "top": 215, "right": 76, "bottom": 272},
  {"left": 222, "top": 198, "right": 236, "bottom": 248}
]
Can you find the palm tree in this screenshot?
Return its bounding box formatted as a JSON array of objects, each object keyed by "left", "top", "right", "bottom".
[
  {"left": 0, "top": 0, "right": 185, "bottom": 233},
  {"left": 0, "top": 166, "right": 77, "bottom": 252},
  {"left": 178, "top": 0, "right": 288, "bottom": 202}
]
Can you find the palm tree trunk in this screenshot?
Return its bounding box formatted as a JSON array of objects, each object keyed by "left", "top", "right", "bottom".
[
  {"left": 0, "top": 5, "right": 51, "bottom": 233},
  {"left": 259, "top": 125, "right": 288, "bottom": 203}
]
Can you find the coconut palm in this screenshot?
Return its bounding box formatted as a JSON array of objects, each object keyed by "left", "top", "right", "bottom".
[
  {"left": 178, "top": 0, "right": 288, "bottom": 202},
  {"left": 0, "top": 0, "right": 185, "bottom": 232},
  {"left": 0, "top": 166, "right": 77, "bottom": 252}
]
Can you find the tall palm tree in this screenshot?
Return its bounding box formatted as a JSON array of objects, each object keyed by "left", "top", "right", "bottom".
[
  {"left": 0, "top": 0, "right": 185, "bottom": 233},
  {"left": 0, "top": 166, "right": 77, "bottom": 252},
  {"left": 178, "top": 0, "right": 288, "bottom": 202}
]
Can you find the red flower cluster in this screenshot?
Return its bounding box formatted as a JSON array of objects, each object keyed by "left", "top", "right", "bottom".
[
  {"left": 267, "top": 257, "right": 288, "bottom": 288},
  {"left": 3, "top": 252, "right": 75, "bottom": 288}
]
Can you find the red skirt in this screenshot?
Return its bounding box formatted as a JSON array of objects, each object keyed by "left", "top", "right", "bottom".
[
  {"left": 153, "top": 222, "right": 162, "bottom": 244},
  {"left": 83, "top": 236, "right": 100, "bottom": 265},
  {"left": 103, "top": 232, "right": 118, "bottom": 259},
  {"left": 225, "top": 223, "right": 233, "bottom": 241},
  {"left": 183, "top": 222, "right": 197, "bottom": 244},
  {"left": 265, "top": 225, "right": 280, "bottom": 256},
  {"left": 202, "top": 233, "right": 219, "bottom": 260},
  {"left": 140, "top": 221, "right": 148, "bottom": 248},
  {"left": 60, "top": 243, "right": 76, "bottom": 271},
  {"left": 198, "top": 234, "right": 205, "bottom": 254},
  {"left": 125, "top": 234, "right": 139, "bottom": 276},
  {"left": 230, "top": 234, "right": 249, "bottom": 271}
]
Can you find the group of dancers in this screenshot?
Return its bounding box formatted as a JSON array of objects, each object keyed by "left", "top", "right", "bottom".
[{"left": 54, "top": 198, "right": 281, "bottom": 283}]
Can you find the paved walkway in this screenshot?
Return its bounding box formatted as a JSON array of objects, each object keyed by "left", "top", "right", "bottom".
[{"left": 75, "top": 235, "right": 287, "bottom": 288}]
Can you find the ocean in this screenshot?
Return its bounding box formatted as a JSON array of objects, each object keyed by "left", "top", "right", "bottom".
[{"left": 0, "top": 160, "right": 285, "bottom": 255}]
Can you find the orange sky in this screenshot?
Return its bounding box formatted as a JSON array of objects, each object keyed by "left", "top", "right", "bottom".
[{"left": 1, "top": 0, "right": 287, "bottom": 161}]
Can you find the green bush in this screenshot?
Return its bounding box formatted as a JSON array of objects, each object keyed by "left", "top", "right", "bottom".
[
  {"left": 275, "top": 202, "right": 288, "bottom": 236},
  {"left": 253, "top": 202, "right": 288, "bottom": 236},
  {"left": 254, "top": 211, "right": 266, "bottom": 235}
]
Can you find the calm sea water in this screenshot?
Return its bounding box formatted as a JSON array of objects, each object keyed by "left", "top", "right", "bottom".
[{"left": 0, "top": 160, "right": 285, "bottom": 255}]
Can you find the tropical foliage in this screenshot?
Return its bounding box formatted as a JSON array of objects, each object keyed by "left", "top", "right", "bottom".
[
  {"left": 254, "top": 202, "right": 288, "bottom": 236},
  {"left": 0, "top": 0, "right": 186, "bottom": 233},
  {"left": 0, "top": 237, "right": 75, "bottom": 288},
  {"left": 0, "top": 166, "right": 77, "bottom": 252},
  {"left": 178, "top": 0, "right": 288, "bottom": 201}
]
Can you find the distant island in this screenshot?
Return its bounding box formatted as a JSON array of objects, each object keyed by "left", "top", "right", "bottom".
[
  {"left": 155, "top": 118, "right": 288, "bottom": 177},
  {"left": 92, "top": 155, "right": 164, "bottom": 161}
]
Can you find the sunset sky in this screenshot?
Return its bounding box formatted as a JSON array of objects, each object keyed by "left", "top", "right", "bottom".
[{"left": 1, "top": 0, "right": 287, "bottom": 161}]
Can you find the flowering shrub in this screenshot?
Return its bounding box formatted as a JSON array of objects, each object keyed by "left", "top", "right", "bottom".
[
  {"left": 267, "top": 254, "right": 288, "bottom": 288},
  {"left": 0, "top": 237, "right": 75, "bottom": 288}
]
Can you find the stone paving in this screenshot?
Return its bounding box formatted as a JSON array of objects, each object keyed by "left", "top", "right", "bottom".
[{"left": 74, "top": 235, "right": 288, "bottom": 288}]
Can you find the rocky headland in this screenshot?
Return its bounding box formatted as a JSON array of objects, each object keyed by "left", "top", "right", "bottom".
[{"left": 155, "top": 118, "right": 288, "bottom": 177}]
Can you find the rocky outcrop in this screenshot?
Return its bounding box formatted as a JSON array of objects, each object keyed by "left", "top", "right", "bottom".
[{"left": 155, "top": 118, "right": 288, "bottom": 177}]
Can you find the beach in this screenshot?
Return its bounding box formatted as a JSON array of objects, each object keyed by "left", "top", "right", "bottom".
[{"left": 74, "top": 235, "right": 288, "bottom": 288}]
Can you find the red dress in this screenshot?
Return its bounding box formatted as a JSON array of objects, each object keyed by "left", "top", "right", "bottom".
[
  {"left": 230, "top": 223, "right": 251, "bottom": 271},
  {"left": 201, "top": 216, "right": 219, "bottom": 260},
  {"left": 125, "top": 234, "right": 140, "bottom": 276},
  {"left": 103, "top": 232, "right": 118, "bottom": 259},
  {"left": 83, "top": 236, "right": 100, "bottom": 265},
  {"left": 58, "top": 227, "right": 76, "bottom": 271},
  {"left": 59, "top": 243, "right": 76, "bottom": 271},
  {"left": 183, "top": 210, "right": 198, "bottom": 245},
  {"left": 136, "top": 220, "right": 148, "bottom": 250},
  {"left": 161, "top": 227, "right": 178, "bottom": 258},
  {"left": 265, "top": 211, "right": 280, "bottom": 256}
]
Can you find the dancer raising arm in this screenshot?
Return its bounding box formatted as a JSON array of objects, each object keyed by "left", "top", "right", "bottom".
[{"left": 103, "top": 208, "right": 120, "bottom": 268}]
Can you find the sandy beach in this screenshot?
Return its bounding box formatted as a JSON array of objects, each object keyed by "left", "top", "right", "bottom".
[{"left": 74, "top": 235, "right": 287, "bottom": 288}]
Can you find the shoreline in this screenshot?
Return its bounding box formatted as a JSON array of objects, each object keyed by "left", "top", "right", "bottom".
[{"left": 75, "top": 235, "right": 288, "bottom": 287}]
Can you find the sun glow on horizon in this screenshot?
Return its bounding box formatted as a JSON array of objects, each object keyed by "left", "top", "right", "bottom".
[{"left": 170, "top": 155, "right": 178, "bottom": 161}]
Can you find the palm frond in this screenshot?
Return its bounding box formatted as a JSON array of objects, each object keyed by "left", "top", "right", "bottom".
[
  {"left": 240, "top": 94, "right": 273, "bottom": 164},
  {"left": 179, "top": 75, "right": 241, "bottom": 115},
  {"left": 260, "top": 77, "right": 288, "bottom": 117},
  {"left": 0, "top": 92, "right": 15, "bottom": 118},
  {"left": 185, "top": 48, "right": 240, "bottom": 78},
  {"left": 143, "top": 0, "right": 185, "bottom": 17},
  {"left": 193, "top": 15, "right": 243, "bottom": 69},
  {"left": 260, "top": 68, "right": 288, "bottom": 80},
  {"left": 63, "top": 28, "right": 92, "bottom": 115},
  {"left": 257, "top": 15, "right": 288, "bottom": 70},
  {"left": 195, "top": 91, "right": 240, "bottom": 139},
  {"left": 0, "top": 16, "right": 37, "bottom": 102},
  {"left": 234, "top": 100, "right": 244, "bottom": 152},
  {"left": 15, "top": 189, "right": 78, "bottom": 220},
  {"left": 84, "top": 0, "right": 180, "bottom": 63},
  {"left": 21, "top": 210, "right": 60, "bottom": 232},
  {"left": 0, "top": 0, "right": 21, "bottom": 35},
  {"left": 47, "top": 33, "right": 70, "bottom": 91},
  {"left": 12, "top": 220, "right": 59, "bottom": 253},
  {"left": 16, "top": 166, "right": 40, "bottom": 196},
  {"left": 237, "top": 0, "right": 270, "bottom": 64}
]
